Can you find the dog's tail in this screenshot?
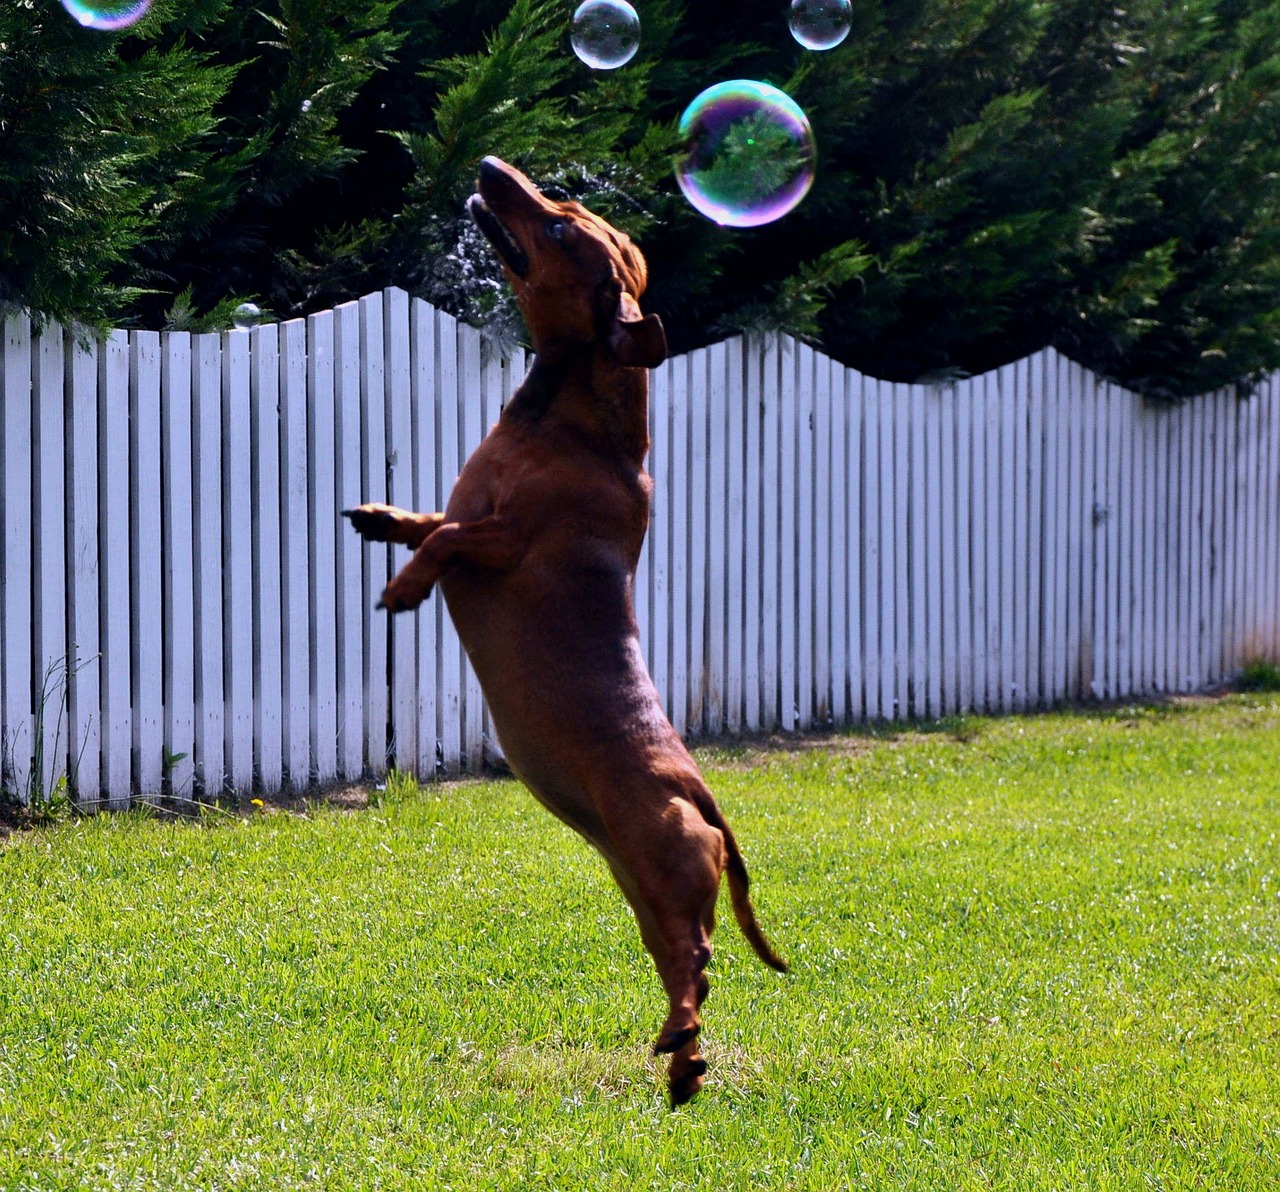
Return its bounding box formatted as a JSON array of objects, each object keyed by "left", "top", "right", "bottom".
[{"left": 689, "top": 786, "right": 788, "bottom": 973}]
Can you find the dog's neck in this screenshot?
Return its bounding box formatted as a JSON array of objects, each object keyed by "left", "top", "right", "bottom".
[{"left": 503, "top": 348, "right": 651, "bottom": 465}]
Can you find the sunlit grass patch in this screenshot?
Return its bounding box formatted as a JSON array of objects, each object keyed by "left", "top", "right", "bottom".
[{"left": 1, "top": 694, "right": 1277, "bottom": 1190}]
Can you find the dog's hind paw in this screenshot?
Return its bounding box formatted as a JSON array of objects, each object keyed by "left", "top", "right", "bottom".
[{"left": 667, "top": 1056, "right": 707, "bottom": 1108}]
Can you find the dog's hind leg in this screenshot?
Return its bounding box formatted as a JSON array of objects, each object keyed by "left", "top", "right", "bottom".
[
  {"left": 605, "top": 798, "right": 725, "bottom": 1093},
  {"left": 610, "top": 876, "right": 712, "bottom": 1106},
  {"left": 342, "top": 504, "right": 444, "bottom": 548}
]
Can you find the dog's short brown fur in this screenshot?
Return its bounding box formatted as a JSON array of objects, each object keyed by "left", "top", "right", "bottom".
[{"left": 344, "top": 157, "right": 785, "bottom": 1106}]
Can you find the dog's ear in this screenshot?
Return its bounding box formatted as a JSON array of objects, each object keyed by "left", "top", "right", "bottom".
[{"left": 606, "top": 289, "right": 668, "bottom": 369}]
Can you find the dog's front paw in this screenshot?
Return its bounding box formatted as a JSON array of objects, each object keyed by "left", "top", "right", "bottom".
[
  {"left": 376, "top": 575, "right": 433, "bottom": 613},
  {"left": 342, "top": 504, "right": 398, "bottom": 543}
]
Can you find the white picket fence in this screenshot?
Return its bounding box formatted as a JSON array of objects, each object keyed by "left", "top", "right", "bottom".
[{"left": 2, "top": 289, "right": 1278, "bottom": 807}]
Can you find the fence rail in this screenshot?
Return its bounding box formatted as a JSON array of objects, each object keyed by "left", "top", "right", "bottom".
[{"left": 2, "top": 289, "right": 1278, "bottom": 805}]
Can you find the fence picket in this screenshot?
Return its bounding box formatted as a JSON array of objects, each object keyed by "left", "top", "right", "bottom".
[
  {"left": 1026, "top": 353, "right": 1046, "bottom": 707},
  {"left": 1134, "top": 398, "right": 1153, "bottom": 695},
  {"left": 306, "top": 311, "right": 338, "bottom": 783},
  {"left": 893, "top": 385, "right": 911, "bottom": 721},
  {"left": 670, "top": 352, "right": 691, "bottom": 737},
  {"left": 970, "top": 373, "right": 990, "bottom": 712},
  {"left": 2, "top": 315, "right": 34, "bottom": 798},
  {"left": 160, "top": 333, "right": 196, "bottom": 801},
  {"left": 1266, "top": 381, "right": 1280, "bottom": 661},
  {"left": 725, "top": 340, "right": 746, "bottom": 733},
  {"left": 707, "top": 340, "right": 729, "bottom": 733},
  {"left": 250, "top": 324, "right": 283, "bottom": 792},
  {"left": 955, "top": 382, "right": 975, "bottom": 712},
  {"left": 924, "top": 387, "right": 943, "bottom": 718},
  {"left": 1043, "top": 353, "right": 1067, "bottom": 704},
  {"left": 1011, "top": 360, "right": 1030, "bottom": 709},
  {"left": 1264, "top": 381, "right": 1274, "bottom": 660},
  {"left": 334, "top": 301, "right": 364, "bottom": 778},
  {"left": 1115, "top": 383, "right": 1133, "bottom": 701},
  {"left": 1221, "top": 394, "right": 1239, "bottom": 675},
  {"left": 1208, "top": 390, "right": 1228, "bottom": 684},
  {"left": 826, "top": 358, "right": 847, "bottom": 725},
  {"left": 65, "top": 334, "right": 101, "bottom": 805},
  {"left": 688, "top": 347, "right": 710, "bottom": 733},
  {"left": 1188, "top": 396, "right": 1207, "bottom": 690},
  {"left": 908, "top": 384, "right": 928, "bottom": 721},
  {"left": 434, "top": 309, "right": 463, "bottom": 769},
  {"left": 862, "top": 376, "right": 882, "bottom": 721},
  {"left": 796, "top": 343, "right": 816, "bottom": 730},
  {"left": 33, "top": 325, "right": 67, "bottom": 799},
  {"left": 359, "top": 295, "right": 389, "bottom": 773},
  {"left": 740, "top": 340, "right": 761, "bottom": 731},
  {"left": 280, "top": 318, "right": 311, "bottom": 786},
  {"left": 191, "top": 333, "right": 224, "bottom": 795},
  {"left": 759, "top": 339, "right": 780, "bottom": 731},
  {"left": 409, "top": 300, "right": 438, "bottom": 778},
  {"left": 845, "top": 370, "right": 864, "bottom": 722},
  {"left": 130, "top": 332, "right": 164, "bottom": 802},
  {"left": 1244, "top": 396, "right": 1263, "bottom": 663},
  {"left": 221, "top": 329, "right": 254, "bottom": 793},
  {"left": 878, "top": 379, "right": 897, "bottom": 721},
  {"left": 999, "top": 365, "right": 1018, "bottom": 710},
  {"left": 813, "top": 353, "right": 832, "bottom": 725},
  {"left": 779, "top": 341, "right": 799, "bottom": 730},
  {"left": 384, "top": 290, "right": 415, "bottom": 774},
  {"left": 99, "top": 330, "right": 132, "bottom": 806}
]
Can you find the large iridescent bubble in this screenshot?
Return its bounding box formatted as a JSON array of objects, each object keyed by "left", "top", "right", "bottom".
[
  {"left": 570, "top": 0, "right": 641, "bottom": 70},
  {"left": 60, "top": 0, "right": 151, "bottom": 31},
  {"left": 789, "top": 0, "right": 852, "bottom": 51},
  {"left": 675, "top": 80, "right": 816, "bottom": 228}
]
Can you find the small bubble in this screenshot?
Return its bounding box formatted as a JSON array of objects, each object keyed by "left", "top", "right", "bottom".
[
  {"left": 232, "top": 303, "right": 261, "bottom": 330},
  {"left": 570, "top": 0, "right": 640, "bottom": 70},
  {"left": 788, "top": 0, "right": 852, "bottom": 51}
]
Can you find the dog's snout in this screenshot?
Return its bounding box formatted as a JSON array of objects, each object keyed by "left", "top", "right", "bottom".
[{"left": 478, "top": 156, "right": 506, "bottom": 186}]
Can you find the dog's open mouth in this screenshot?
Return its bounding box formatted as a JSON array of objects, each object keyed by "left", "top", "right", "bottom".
[{"left": 468, "top": 194, "right": 529, "bottom": 279}]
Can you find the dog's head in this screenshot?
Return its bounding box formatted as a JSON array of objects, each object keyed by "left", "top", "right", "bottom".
[{"left": 468, "top": 156, "right": 667, "bottom": 369}]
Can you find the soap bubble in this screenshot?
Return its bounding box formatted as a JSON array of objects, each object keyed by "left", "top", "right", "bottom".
[
  {"left": 59, "top": 0, "right": 150, "bottom": 31},
  {"left": 570, "top": 0, "right": 640, "bottom": 70},
  {"left": 674, "top": 80, "right": 816, "bottom": 228},
  {"left": 232, "top": 303, "right": 262, "bottom": 330},
  {"left": 788, "top": 0, "right": 852, "bottom": 51}
]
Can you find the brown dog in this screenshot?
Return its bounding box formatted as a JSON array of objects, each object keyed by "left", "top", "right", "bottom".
[{"left": 344, "top": 156, "right": 786, "bottom": 1106}]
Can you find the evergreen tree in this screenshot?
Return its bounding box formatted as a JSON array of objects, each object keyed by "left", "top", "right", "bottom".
[
  {"left": 0, "top": 0, "right": 233, "bottom": 326},
  {"left": 5, "top": 0, "right": 1280, "bottom": 396}
]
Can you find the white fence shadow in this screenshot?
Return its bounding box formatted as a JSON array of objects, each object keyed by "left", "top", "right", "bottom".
[{"left": 2, "top": 289, "right": 1278, "bottom": 805}]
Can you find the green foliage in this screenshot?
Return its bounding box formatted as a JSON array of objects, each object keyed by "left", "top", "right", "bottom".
[
  {"left": 5, "top": 0, "right": 1280, "bottom": 392},
  {"left": 1240, "top": 659, "right": 1280, "bottom": 691},
  {"left": 0, "top": 0, "right": 234, "bottom": 326}
]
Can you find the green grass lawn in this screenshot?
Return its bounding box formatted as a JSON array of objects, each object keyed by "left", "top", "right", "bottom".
[{"left": 2, "top": 696, "right": 1278, "bottom": 1190}]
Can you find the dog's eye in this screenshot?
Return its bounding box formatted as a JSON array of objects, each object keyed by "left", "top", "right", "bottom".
[{"left": 547, "top": 220, "right": 567, "bottom": 242}]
